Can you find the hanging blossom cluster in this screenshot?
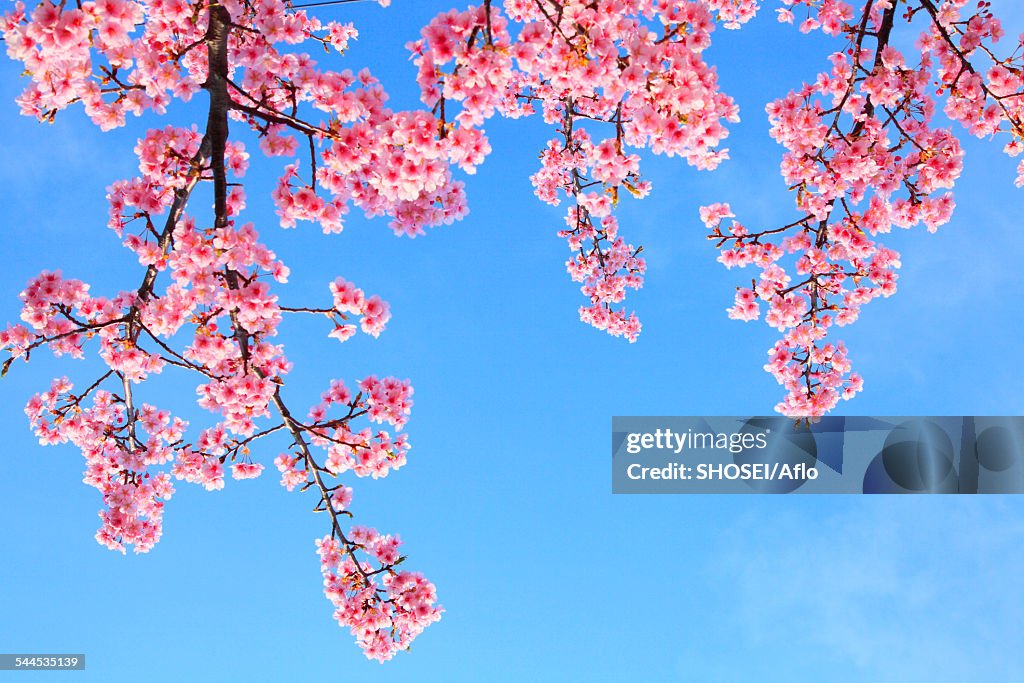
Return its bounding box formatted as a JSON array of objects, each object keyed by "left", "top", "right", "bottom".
[
  {"left": 410, "top": 0, "right": 758, "bottom": 341},
  {"left": 316, "top": 530, "right": 440, "bottom": 663},
  {"left": 703, "top": 0, "right": 1024, "bottom": 416},
  {"left": 1, "top": 0, "right": 448, "bottom": 662}
]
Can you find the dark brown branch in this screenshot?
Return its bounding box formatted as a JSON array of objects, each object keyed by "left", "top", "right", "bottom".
[{"left": 205, "top": 4, "right": 233, "bottom": 229}]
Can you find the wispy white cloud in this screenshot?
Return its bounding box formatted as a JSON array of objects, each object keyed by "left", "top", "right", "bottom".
[{"left": 701, "top": 499, "right": 1024, "bottom": 681}]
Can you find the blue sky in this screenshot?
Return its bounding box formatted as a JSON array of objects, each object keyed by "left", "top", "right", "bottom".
[{"left": 1, "top": 1, "right": 1023, "bottom": 681}]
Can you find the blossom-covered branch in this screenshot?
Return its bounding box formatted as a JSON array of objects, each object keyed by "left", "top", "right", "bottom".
[
  {"left": 703, "top": 0, "right": 1024, "bottom": 416},
  {"left": 411, "top": 0, "right": 757, "bottom": 340},
  {"left": 2, "top": 0, "right": 447, "bottom": 661}
]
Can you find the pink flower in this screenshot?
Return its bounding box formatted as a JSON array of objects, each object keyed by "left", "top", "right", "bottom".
[{"left": 230, "top": 463, "right": 265, "bottom": 480}]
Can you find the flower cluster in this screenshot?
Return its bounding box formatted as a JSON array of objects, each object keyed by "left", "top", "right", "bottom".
[
  {"left": 316, "top": 532, "right": 442, "bottom": 663},
  {"left": 411, "top": 0, "right": 751, "bottom": 340},
  {"left": 707, "top": 0, "right": 1023, "bottom": 416},
  {"left": 327, "top": 278, "right": 391, "bottom": 341},
  {"left": 25, "top": 378, "right": 182, "bottom": 554}
]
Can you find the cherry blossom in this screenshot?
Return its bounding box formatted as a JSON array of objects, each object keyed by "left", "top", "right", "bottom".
[
  {"left": 5, "top": 0, "right": 1023, "bottom": 664},
  {"left": 705, "top": 0, "right": 1023, "bottom": 416},
  {"left": 2, "top": 0, "right": 449, "bottom": 661},
  {"left": 411, "top": 0, "right": 754, "bottom": 340}
]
